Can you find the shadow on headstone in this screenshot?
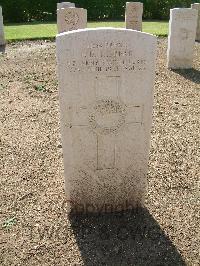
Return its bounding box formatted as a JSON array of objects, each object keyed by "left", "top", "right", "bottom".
[
  {"left": 69, "top": 207, "right": 186, "bottom": 265},
  {"left": 172, "top": 68, "right": 200, "bottom": 84},
  {"left": 0, "top": 45, "right": 5, "bottom": 53}
]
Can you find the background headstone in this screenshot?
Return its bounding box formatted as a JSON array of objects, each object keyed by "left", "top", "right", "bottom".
[
  {"left": 57, "top": 8, "right": 87, "bottom": 33},
  {"left": 57, "top": 2, "right": 75, "bottom": 9},
  {"left": 167, "top": 8, "right": 198, "bottom": 69},
  {"left": 125, "top": 2, "right": 143, "bottom": 31},
  {"left": 191, "top": 3, "right": 200, "bottom": 41},
  {"left": 56, "top": 28, "right": 157, "bottom": 212},
  {"left": 0, "top": 6, "right": 5, "bottom": 46}
]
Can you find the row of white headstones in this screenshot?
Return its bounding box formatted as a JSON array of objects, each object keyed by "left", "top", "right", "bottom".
[
  {"left": 55, "top": 4, "right": 199, "bottom": 213},
  {"left": 56, "top": 2, "right": 200, "bottom": 70},
  {"left": 0, "top": 2, "right": 199, "bottom": 69}
]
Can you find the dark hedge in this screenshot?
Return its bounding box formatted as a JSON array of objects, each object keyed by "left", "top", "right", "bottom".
[{"left": 0, "top": 0, "right": 199, "bottom": 23}]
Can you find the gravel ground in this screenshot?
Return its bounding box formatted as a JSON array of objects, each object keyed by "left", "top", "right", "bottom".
[{"left": 0, "top": 38, "right": 199, "bottom": 266}]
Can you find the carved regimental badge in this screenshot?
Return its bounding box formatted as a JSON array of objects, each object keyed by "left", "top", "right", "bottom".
[
  {"left": 65, "top": 10, "right": 79, "bottom": 29},
  {"left": 88, "top": 99, "right": 126, "bottom": 136}
]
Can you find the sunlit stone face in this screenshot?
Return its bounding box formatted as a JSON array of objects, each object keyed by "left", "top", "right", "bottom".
[{"left": 56, "top": 28, "right": 157, "bottom": 212}]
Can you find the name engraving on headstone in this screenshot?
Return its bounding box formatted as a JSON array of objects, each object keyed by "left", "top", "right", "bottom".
[{"left": 64, "top": 42, "right": 146, "bottom": 72}]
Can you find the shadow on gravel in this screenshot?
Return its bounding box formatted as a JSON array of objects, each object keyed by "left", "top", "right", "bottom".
[
  {"left": 0, "top": 45, "right": 6, "bottom": 53},
  {"left": 69, "top": 207, "right": 186, "bottom": 265},
  {"left": 172, "top": 68, "right": 200, "bottom": 84}
]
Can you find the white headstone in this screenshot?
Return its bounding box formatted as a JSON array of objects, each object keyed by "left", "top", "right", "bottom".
[
  {"left": 167, "top": 8, "right": 198, "bottom": 69},
  {"left": 0, "top": 6, "right": 5, "bottom": 46},
  {"left": 57, "top": 2, "right": 75, "bottom": 9},
  {"left": 125, "top": 2, "right": 143, "bottom": 31},
  {"left": 191, "top": 3, "right": 200, "bottom": 41},
  {"left": 56, "top": 28, "right": 157, "bottom": 212},
  {"left": 57, "top": 8, "right": 87, "bottom": 33}
]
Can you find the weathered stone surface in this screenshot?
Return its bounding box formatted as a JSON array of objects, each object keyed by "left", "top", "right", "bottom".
[
  {"left": 57, "top": 7, "right": 87, "bottom": 33},
  {"left": 125, "top": 2, "right": 143, "bottom": 31},
  {"left": 167, "top": 8, "right": 198, "bottom": 69},
  {"left": 56, "top": 28, "right": 157, "bottom": 212},
  {"left": 191, "top": 3, "right": 200, "bottom": 41},
  {"left": 0, "top": 6, "right": 5, "bottom": 46},
  {"left": 57, "top": 2, "right": 75, "bottom": 9}
]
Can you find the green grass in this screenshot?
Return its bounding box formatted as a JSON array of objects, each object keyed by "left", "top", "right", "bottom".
[
  {"left": 2, "top": 217, "right": 17, "bottom": 229},
  {"left": 4, "top": 21, "right": 169, "bottom": 41}
]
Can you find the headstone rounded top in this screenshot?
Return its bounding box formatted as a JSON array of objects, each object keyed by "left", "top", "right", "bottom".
[
  {"left": 57, "top": 2, "right": 75, "bottom": 9},
  {"left": 57, "top": 27, "right": 156, "bottom": 40},
  {"left": 171, "top": 8, "right": 197, "bottom": 11},
  {"left": 126, "top": 2, "right": 143, "bottom": 4},
  {"left": 191, "top": 3, "right": 200, "bottom": 8},
  {"left": 170, "top": 8, "right": 198, "bottom": 18},
  {"left": 126, "top": 2, "right": 143, "bottom": 6}
]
